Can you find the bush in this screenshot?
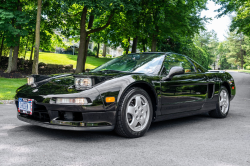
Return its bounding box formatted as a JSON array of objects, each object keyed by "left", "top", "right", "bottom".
[
  {"left": 106, "top": 54, "right": 112, "bottom": 58},
  {"left": 245, "top": 66, "right": 250, "bottom": 70},
  {"left": 87, "top": 49, "right": 95, "bottom": 56},
  {"left": 123, "top": 51, "right": 131, "bottom": 55}
]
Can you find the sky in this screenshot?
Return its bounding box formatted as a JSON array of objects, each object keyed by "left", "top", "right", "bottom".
[{"left": 201, "top": 1, "right": 232, "bottom": 41}]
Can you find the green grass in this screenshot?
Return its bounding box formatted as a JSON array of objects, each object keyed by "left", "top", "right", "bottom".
[
  {"left": 25, "top": 52, "right": 111, "bottom": 69},
  {"left": 0, "top": 78, "right": 26, "bottom": 100},
  {"left": 239, "top": 70, "right": 250, "bottom": 73},
  {"left": 0, "top": 52, "right": 111, "bottom": 100}
]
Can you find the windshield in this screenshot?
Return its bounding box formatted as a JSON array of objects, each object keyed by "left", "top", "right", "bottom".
[{"left": 91, "top": 53, "right": 165, "bottom": 74}]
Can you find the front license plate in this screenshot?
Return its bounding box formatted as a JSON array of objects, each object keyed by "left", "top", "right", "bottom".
[{"left": 18, "top": 98, "right": 33, "bottom": 115}]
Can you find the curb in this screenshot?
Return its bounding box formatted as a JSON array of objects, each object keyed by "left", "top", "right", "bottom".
[{"left": 0, "top": 100, "right": 15, "bottom": 104}]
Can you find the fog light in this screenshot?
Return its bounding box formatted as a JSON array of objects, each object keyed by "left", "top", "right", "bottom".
[
  {"left": 56, "top": 98, "right": 87, "bottom": 104},
  {"left": 75, "top": 98, "right": 87, "bottom": 104}
]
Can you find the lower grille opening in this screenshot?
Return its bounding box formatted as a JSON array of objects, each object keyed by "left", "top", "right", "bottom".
[{"left": 57, "top": 111, "right": 83, "bottom": 121}]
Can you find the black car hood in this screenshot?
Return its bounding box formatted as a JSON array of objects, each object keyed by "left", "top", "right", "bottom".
[{"left": 16, "top": 71, "right": 143, "bottom": 100}]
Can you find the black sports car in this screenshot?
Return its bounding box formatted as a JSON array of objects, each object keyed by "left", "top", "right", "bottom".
[{"left": 15, "top": 52, "right": 236, "bottom": 138}]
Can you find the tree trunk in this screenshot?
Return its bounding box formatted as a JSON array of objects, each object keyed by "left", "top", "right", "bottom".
[
  {"left": 24, "top": 36, "right": 29, "bottom": 60},
  {"left": 75, "top": 7, "right": 88, "bottom": 73},
  {"left": 23, "top": 36, "right": 29, "bottom": 68},
  {"left": 11, "top": 2, "right": 22, "bottom": 72},
  {"left": 151, "top": 35, "right": 157, "bottom": 52},
  {"left": 32, "top": 0, "right": 42, "bottom": 74},
  {"left": 83, "top": 37, "right": 90, "bottom": 71},
  {"left": 126, "top": 37, "right": 130, "bottom": 54},
  {"left": 102, "top": 44, "right": 107, "bottom": 57},
  {"left": 12, "top": 44, "right": 19, "bottom": 71},
  {"left": 75, "top": 9, "right": 113, "bottom": 73},
  {"left": 5, "top": 48, "right": 13, "bottom": 73},
  {"left": 82, "top": 15, "right": 94, "bottom": 72},
  {"left": 96, "top": 43, "right": 100, "bottom": 58},
  {"left": 30, "top": 34, "right": 35, "bottom": 63},
  {"left": 143, "top": 45, "right": 146, "bottom": 52},
  {"left": 132, "top": 36, "right": 138, "bottom": 53},
  {"left": 0, "top": 35, "right": 4, "bottom": 62}
]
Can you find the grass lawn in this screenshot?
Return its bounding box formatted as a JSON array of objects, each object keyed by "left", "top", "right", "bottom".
[
  {"left": 0, "top": 52, "right": 111, "bottom": 100},
  {"left": 0, "top": 78, "right": 26, "bottom": 100},
  {"left": 25, "top": 52, "right": 112, "bottom": 69}
]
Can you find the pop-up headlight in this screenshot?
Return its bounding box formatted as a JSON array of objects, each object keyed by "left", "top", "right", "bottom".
[
  {"left": 75, "top": 78, "right": 92, "bottom": 90},
  {"left": 27, "top": 76, "right": 35, "bottom": 85}
]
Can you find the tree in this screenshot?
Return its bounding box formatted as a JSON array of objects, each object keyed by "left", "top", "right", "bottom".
[
  {"left": 57, "top": 0, "right": 141, "bottom": 73},
  {"left": 223, "top": 31, "right": 247, "bottom": 69},
  {"left": 32, "top": 0, "right": 42, "bottom": 74},
  {"left": 0, "top": 0, "right": 29, "bottom": 73},
  {"left": 215, "top": 0, "right": 250, "bottom": 36}
]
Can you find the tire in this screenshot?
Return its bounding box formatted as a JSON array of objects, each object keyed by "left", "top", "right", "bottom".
[
  {"left": 209, "top": 86, "right": 230, "bottom": 118},
  {"left": 115, "top": 87, "right": 153, "bottom": 138}
]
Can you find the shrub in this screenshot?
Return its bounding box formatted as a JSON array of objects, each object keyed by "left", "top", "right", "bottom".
[
  {"left": 87, "top": 49, "right": 95, "bottom": 56},
  {"left": 245, "top": 66, "right": 250, "bottom": 70},
  {"left": 123, "top": 51, "right": 131, "bottom": 55},
  {"left": 106, "top": 54, "right": 112, "bottom": 58}
]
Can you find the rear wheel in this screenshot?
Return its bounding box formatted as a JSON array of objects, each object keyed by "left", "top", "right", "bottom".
[
  {"left": 115, "top": 88, "right": 153, "bottom": 138},
  {"left": 209, "top": 86, "right": 230, "bottom": 118}
]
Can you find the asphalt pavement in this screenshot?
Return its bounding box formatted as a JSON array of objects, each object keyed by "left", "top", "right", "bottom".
[{"left": 0, "top": 72, "right": 249, "bottom": 166}]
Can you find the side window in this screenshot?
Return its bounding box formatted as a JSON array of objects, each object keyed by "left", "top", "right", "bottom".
[
  {"left": 188, "top": 58, "right": 207, "bottom": 73},
  {"left": 162, "top": 54, "right": 195, "bottom": 75}
]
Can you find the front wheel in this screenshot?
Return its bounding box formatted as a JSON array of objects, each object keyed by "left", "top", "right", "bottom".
[
  {"left": 115, "top": 88, "right": 153, "bottom": 138},
  {"left": 209, "top": 86, "right": 230, "bottom": 118}
]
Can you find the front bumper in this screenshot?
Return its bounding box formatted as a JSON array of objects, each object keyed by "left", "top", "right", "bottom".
[
  {"left": 16, "top": 99, "right": 116, "bottom": 131},
  {"left": 17, "top": 114, "right": 115, "bottom": 131}
]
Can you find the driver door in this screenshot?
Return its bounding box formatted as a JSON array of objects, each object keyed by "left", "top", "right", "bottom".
[{"left": 160, "top": 54, "right": 207, "bottom": 115}]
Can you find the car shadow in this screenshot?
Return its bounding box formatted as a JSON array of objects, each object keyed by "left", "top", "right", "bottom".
[
  {"left": 149, "top": 113, "right": 211, "bottom": 131},
  {"left": 7, "top": 113, "right": 217, "bottom": 141}
]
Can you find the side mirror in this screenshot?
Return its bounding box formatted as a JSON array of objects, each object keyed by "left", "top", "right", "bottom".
[{"left": 162, "top": 66, "right": 184, "bottom": 81}]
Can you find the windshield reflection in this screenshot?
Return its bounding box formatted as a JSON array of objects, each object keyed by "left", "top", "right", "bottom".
[{"left": 91, "top": 53, "right": 165, "bottom": 74}]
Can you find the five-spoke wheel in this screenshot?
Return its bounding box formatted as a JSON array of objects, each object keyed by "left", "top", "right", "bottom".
[{"left": 115, "top": 88, "right": 153, "bottom": 138}]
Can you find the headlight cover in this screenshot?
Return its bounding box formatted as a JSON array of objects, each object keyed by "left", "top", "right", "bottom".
[
  {"left": 75, "top": 78, "right": 92, "bottom": 90},
  {"left": 27, "top": 76, "right": 35, "bottom": 85}
]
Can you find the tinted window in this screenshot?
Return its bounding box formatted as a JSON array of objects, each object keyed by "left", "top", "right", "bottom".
[
  {"left": 162, "top": 54, "right": 195, "bottom": 75},
  {"left": 188, "top": 58, "right": 207, "bottom": 73}
]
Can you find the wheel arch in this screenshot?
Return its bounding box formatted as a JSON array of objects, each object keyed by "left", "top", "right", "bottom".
[
  {"left": 117, "top": 81, "right": 158, "bottom": 118},
  {"left": 221, "top": 81, "right": 231, "bottom": 99}
]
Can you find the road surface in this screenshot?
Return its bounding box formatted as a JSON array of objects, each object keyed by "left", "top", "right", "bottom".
[{"left": 0, "top": 72, "right": 249, "bottom": 166}]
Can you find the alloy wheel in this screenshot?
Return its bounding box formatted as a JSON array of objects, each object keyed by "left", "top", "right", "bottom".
[
  {"left": 219, "top": 89, "right": 229, "bottom": 114},
  {"left": 126, "top": 94, "right": 150, "bottom": 132}
]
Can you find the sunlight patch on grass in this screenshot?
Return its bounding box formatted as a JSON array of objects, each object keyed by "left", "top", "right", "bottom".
[
  {"left": 0, "top": 78, "right": 26, "bottom": 100},
  {"left": 25, "top": 52, "right": 111, "bottom": 69}
]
